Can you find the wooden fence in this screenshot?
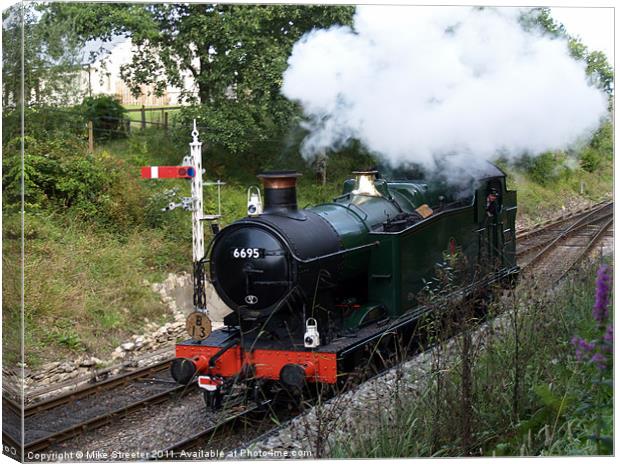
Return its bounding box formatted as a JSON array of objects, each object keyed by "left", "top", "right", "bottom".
[
  {"left": 124, "top": 105, "right": 183, "bottom": 130},
  {"left": 87, "top": 105, "right": 185, "bottom": 152}
]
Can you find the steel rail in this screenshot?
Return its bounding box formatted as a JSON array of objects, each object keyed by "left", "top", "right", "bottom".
[
  {"left": 517, "top": 210, "right": 613, "bottom": 259},
  {"left": 553, "top": 216, "right": 613, "bottom": 284},
  {"left": 523, "top": 203, "right": 613, "bottom": 269},
  {"left": 23, "top": 358, "right": 175, "bottom": 417},
  {"left": 516, "top": 202, "right": 612, "bottom": 257},
  {"left": 515, "top": 200, "right": 610, "bottom": 240},
  {"left": 153, "top": 399, "right": 276, "bottom": 459},
  {"left": 25, "top": 347, "right": 172, "bottom": 404},
  {"left": 23, "top": 384, "right": 193, "bottom": 455},
  {"left": 2, "top": 358, "right": 194, "bottom": 455},
  {"left": 25, "top": 347, "right": 175, "bottom": 402}
]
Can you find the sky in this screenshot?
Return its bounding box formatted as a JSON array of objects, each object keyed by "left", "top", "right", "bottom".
[{"left": 550, "top": 7, "right": 614, "bottom": 66}]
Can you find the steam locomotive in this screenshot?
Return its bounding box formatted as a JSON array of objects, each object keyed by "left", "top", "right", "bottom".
[{"left": 171, "top": 162, "right": 518, "bottom": 407}]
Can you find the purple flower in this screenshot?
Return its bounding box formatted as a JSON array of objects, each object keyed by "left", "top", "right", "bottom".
[
  {"left": 592, "top": 265, "right": 611, "bottom": 324},
  {"left": 571, "top": 336, "right": 595, "bottom": 360},
  {"left": 571, "top": 266, "right": 613, "bottom": 368},
  {"left": 601, "top": 324, "right": 614, "bottom": 353},
  {"left": 603, "top": 324, "right": 613, "bottom": 344},
  {"left": 590, "top": 352, "right": 608, "bottom": 370}
]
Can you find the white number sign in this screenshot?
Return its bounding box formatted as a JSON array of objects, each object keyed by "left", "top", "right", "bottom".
[{"left": 232, "top": 248, "right": 260, "bottom": 259}]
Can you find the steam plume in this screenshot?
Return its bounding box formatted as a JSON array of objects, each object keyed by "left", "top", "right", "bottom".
[{"left": 282, "top": 6, "right": 608, "bottom": 169}]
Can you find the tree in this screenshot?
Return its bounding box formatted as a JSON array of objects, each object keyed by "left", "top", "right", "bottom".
[
  {"left": 531, "top": 8, "right": 614, "bottom": 97},
  {"left": 40, "top": 4, "right": 353, "bottom": 104},
  {"left": 2, "top": 2, "right": 86, "bottom": 107},
  {"left": 40, "top": 3, "right": 353, "bottom": 153}
]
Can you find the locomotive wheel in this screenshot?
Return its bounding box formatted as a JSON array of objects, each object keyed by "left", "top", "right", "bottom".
[
  {"left": 249, "top": 380, "right": 274, "bottom": 407},
  {"left": 203, "top": 390, "right": 223, "bottom": 411}
]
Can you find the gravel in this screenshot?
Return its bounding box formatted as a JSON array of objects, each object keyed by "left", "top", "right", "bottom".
[
  {"left": 25, "top": 370, "right": 179, "bottom": 444},
  {"left": 44, "top": 389, "right": 219, "bottom": 460}
]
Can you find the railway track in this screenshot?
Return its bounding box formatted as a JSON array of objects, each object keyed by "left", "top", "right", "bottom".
[
  {"left": 152, "top": 399, "right": 283, "bottom": 460},
  {"left": 518, "top": 201, "right": 613, "bottom": 282},
  {"left": 515, "top": 201, "right": 611, "bottom": 259},
  {"left": 159, "top": 201, "right": 614, "bottom": 457},
  {"left": 3, "top": 200, "right": 613, "bottom": 459},
  {"left": 2, "top": 358, "right": 196, "bottom": 455}
]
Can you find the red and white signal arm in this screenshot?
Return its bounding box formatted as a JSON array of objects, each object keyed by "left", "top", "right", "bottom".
[{"left": 141, "top": 166, "right": 195, "bottom": 179}]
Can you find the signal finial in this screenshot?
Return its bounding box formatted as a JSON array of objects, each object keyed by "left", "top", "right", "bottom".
[{"left": 192, "top": 119, "right": 199, "bottom": 143}]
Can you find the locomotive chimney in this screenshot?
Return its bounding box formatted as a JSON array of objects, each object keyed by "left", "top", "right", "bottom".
[{"left": 257, "top": 171, "right": 303, "bottom": 217}]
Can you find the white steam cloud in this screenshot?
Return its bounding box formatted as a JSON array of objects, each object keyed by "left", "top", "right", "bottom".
[{"left": 282, "top": 6, "right": 608, "bottom": 169}]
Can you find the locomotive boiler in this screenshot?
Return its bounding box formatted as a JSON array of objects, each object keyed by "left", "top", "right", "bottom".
[{"left": 171, "top": 163, "right": 518, "bottom": 407}]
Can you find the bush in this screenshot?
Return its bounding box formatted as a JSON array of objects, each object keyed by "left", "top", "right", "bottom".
[
  {"left": 80, "top": 94, "right": 129, "bottom": 141},
  {"left": 2, "top": 134, "right": 91, "bottom": 208},
  {"left": 525, "top": 152, "right": 561, "bottom": 185},
  {"left": 2, "top": 106, "right": 86, "bottom": 145},
  {"left": 580, "top": 121, "right": 612, "bottom": 173},
  {"left": 580, "top": 147, "right": 602, "bottom": 173},
  {"left": 2, "top": 133, "right": 147, "bottom": 231}
]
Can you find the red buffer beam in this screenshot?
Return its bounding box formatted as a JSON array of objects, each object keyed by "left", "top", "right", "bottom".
[{"left": 141, "top": 166, "right": 195, "bottom": 179}]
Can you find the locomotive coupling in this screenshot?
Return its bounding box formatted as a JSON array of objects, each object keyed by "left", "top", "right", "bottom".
[{"left": 170, "top": 355, "right": 209, "bottom": 385}]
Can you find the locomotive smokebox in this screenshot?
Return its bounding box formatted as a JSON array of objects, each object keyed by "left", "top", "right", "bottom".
[{"left": 257, "top": 171, "right": 303, "bottom": 218}]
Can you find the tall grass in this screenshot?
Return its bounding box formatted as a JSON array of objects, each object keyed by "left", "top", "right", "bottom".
[
  {"left": 329, "top": 259, "right": 613, "bottom": 457},
  {"left": 8, "top": 210, "right": 189, "bottom": 367}
]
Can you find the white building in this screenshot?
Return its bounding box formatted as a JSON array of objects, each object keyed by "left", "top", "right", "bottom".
[{"left": 81, "top": 38, "right": 197, "bottom": 106}]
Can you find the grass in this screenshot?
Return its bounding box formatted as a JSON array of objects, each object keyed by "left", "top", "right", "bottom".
[
  {"left": 328, "top": 259, "right": 613, "bottom": 457},
  {"left": 2, "top": 211, "right": 22, "bottom": 367},
  {"left": 122, "top": 104, "right": 181, "bottom": 131},
  {"left": 502, "top": 163, "right": 612, "bottom": 225},
  {"left": 4, "top": 209, "right": 190, "bottom": 367}
]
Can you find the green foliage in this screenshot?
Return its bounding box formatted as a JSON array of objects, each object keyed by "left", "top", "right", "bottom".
[
  {"left": 531, "top": 8, "right": 614, "bottom": 97},
  {"left": 40, "top": 3, "right": 354, "bottom": 159},
  {"left": 3, "top": 134, "right": 89, "bottom": 207},
  {"left": 579, "top": 147, "right": 602, "bottom": 173},
  {"left": 2, "top": 133, "right": 146, "bottom": 231},
  {"left": 2, "top": 3, "right": 85, "bottom": 107},
  {"left": 582, "top": 121, "right": 614, "bottom": 173},
  {"left": 2, "top": 106, "right": 87, "bottom": 146},
  {"left": 81, "top": 95, "right": 129, "bottom": 140},
  {"left": 590, "top": 121, "right": 613, "bottom": 154},
  {"left": 585, "top": 51, "right": 614, "bottom": 95},
  {"left": 174, "top": 103, "right": 278, "bottom": 156},
  {"left": 518, "top": 152, "right": 565, "bottom": 186},
  {"left": 330, "top": 260, "right": 613, "bottom": 457},
  {"left": 529, "top": 8, "right": 565, "bottom": 37}
]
